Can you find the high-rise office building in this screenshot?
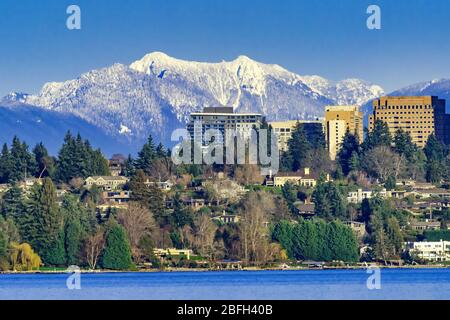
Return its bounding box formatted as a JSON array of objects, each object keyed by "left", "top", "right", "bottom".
[
  {"left": 325, "top": 105, "right": 364, "bottom": 160},
  {"left": 368, "top": 96, "right": 449, "bottom": 148},
  {"left": 187, "top": 107, "right": 264, "bottom": 145}
]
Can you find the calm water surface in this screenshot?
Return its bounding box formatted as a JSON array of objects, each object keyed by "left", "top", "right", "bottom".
[{"left": 1, "top": 269, "right": 449, "bottom": 300}]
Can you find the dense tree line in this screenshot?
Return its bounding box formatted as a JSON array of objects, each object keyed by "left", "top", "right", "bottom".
[
  {"left": 0, "top": 132, "right": 110, "bottom": 185},
  {"left": 272, "top": 219, "right": 359, "bottom": 262},
  {"left": 0, "top": 177, "right": 136, "bottom": 270},
  {"left": 280, "top": 122, "right": 331, "bottom": 173},
  {"left": 337, "top": 120, "right": 450, "bottom": 185}
]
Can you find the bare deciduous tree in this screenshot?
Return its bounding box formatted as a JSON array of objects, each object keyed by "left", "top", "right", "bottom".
[
  {"left": 117, "top": 202, "right": 156, "bottom": 260},
  {"left": 363, "top": 146, "right": 403, "bottom": 182},
  {"left": 192, "top": 215, "right": 217, "bottom": 258},
  {"left": 238, "top": 191, "right": 275, "bottom": 265},
  {"left": 84, "top": 229, "right": 105, "bottom": 270},
  {"left": 148, "top": 158, "right": 174, "bottom": 181},
  {"left": 234, "top": 165, "right": 264, "bottom": 185}
]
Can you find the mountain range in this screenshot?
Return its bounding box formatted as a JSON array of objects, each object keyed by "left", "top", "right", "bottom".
[{"left": 1, "top": 52, "right": 448, "bottom": 155}]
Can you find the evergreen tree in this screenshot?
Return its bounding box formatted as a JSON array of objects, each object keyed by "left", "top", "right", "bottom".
[
  {"left": 312, "top": 181, "right": 347, "bottom": 220},
  {"left": 56, "top": 131, "right": 109, "bottom": 182},
  {"left": 123, "top": 154, "right": 136, "bottom": 177},
  {"left": 292, "top": 220, "right": 318, "bottom": 260},
  {"left": 271, "top": 220, "right": 294, "bottom": 258},
  {"left": 362, "top": 120, "right": 392, "bottom": 151},
  {"left": 60, "top": 195, "right": 96, "bottom": 265},
  {"left": 135, "top": 135, "right": 157, "bottom": 174},
  {"left": 315, "top": 219, "right": 331, "bottom": 261},
  {"left": 282, "top": 123, "right": 311, "bottom": 172},
  {"left": 171, "top": 192, "right": 193, "bottom": 228},
  {"left": 56, "top": 132, "right": 78, "bottom": 182},
  {"left": 44, "top": 229, "right": 66, "bottom": 266},
  {"left": 1, "top": 184, "right": 24, "bottom": 220},
  {"left": 156, "top": 143, "right": 167, "bottom": 158},
  {"left": 101, "top": 222, "right": 132, "bottom": 270},
  {"left": 0, "top": 229, "right": 7, "bottom": 262},
  {"left": 129, "top": 170, "right": 151, "bottom": 203},
  {"left": 337, "top": 131, "right": 360, "bottom": 176},
  {"left": 65, "top": 218, "right": 82, "bottom": 265},
  {"left": 89, "top": 148, "right": 110, "bottom": 177},
  {"left": 424, "top": 135, "right": 446, "bottom": 183},
  {"left": 384, "top": 175, "right": 396, "bottom": 190},
  {"left": 9, "top": 136, "right": 37, "bottom": 182},
  {"left": 21, "top": 178, "right": 62, "bottom": 265},
  {"left": 0, "top": 143, "right": 13, "bottom": 183},
  {"left": 281, "top": 182, "right": 298, "bottom": 207},
  {"left": 148, "top": 184, "right": 166, "bottom": 225},
  {"left": 272, "top": 219, "right": 358, "bottom": 262},
  {"left": 393, "top": 129, "right": 417, "bottom": 161},
  {"left": 385, "top": 216, "right": 403, "bottom": 258},
  {"left": 33, "top": 142, "right": 55, "bottom": 178}
]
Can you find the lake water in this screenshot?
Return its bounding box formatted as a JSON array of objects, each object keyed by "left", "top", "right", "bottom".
[{"left": 1, "top": 269, "right": 449, "bottom": 300}]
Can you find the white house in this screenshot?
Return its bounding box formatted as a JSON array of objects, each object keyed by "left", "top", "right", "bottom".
[
  {"left": 346, "top": 188, "right": 406, "bottom": 204},
  {"left": 405, "top": 240, "right": 450, "bottom": 262}
]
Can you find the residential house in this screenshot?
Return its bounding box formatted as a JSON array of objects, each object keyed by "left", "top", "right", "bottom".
[
  {"left": 269, "top": 168, "right": 325, "bottom": 187},
  {"left": 409, "top": 188, "right": 450, "bottom": 200},
  {"left": 293, "top": 202, "right": 315, "bottom": 218},
  {"left": 405, "top": 240, "right": 450, "bottom": 261},
  {"left": 153, "top": 248, "right": 193, "bottom": 260},
  {"left": 410, "top": 220, "right": 441, "bottom": 232},
  {"left": 145, "top": 180, "right": 174, "bottom": 191},
  {"left": 347, "top": 188, "right": 405, "bottom": 204},
  {"left": 213, "top": 211, "right": 241, "bottom": 224},
  {"left": 85, "top": 176, "right": 129, "bottom": 191},
  {"left": 102, "top": 191, "right": 131, "bottom": 204},
  {"left": 183, "top": 198, "right": 206, "bottom": 210}
]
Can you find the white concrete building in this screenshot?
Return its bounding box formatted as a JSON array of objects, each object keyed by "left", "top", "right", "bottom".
[
  {"left": 406, "top": 240, "right": 450, "bottom": 262},
  {"left": 347, "top": 188, "right": 406, "bottom": 204}
]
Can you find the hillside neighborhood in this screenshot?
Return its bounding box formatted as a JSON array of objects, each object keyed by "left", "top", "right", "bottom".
[{"left": 0, "top": 95, "right": 450, "bottom": 272}]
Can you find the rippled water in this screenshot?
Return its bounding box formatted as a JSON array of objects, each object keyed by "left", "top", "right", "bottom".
[{"left": 1, "top": 268, "right": 449, "bottom": 300}]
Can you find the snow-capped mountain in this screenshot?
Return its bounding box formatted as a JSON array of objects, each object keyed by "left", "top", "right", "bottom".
[
  {"left": 1, "top": 92, "right": 31, "bottom": 106},
  {"left": 301, "top": 76, "right": 384, "bottom": 106},
  {"left": 2, "top": 52, "right": 385, "bottom": 150},
  {"left": 390, "top": 78, "right": 450, "bottom": 109}
]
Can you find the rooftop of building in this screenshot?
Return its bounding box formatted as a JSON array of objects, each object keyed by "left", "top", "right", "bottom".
[
  {"left": 87, "top": 176, "right": 129, "bottom": 181},
  {"left": 190, "top": 106, "right": 262, "bottom": 116},
  {"left": 269, "top": 119, "right": 324, "bottom": 127},
  {"left": 325, "top": 105, "right": 360, "bottom": 112}
]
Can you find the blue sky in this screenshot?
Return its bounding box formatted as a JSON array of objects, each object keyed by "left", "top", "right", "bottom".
[{"left": 0, "top": 0, "right": 449, "bottom": 96}]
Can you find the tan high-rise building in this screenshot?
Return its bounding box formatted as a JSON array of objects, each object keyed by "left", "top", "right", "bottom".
[
  {"left": 368, "top": 96, "right": 448, "bottom": 148},
  {"left": 325, "top": 105, "right": 364, "bottom": 160}
]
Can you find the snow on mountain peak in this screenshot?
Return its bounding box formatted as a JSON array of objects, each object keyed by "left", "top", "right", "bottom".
[
  {"left": 5, "top": 51, "right": 386, "bottom": 147},
  {"left": 301, "top": 76, "right": 384, "bottom": 105},
  {"left": 1, "top": 92, "right": 30, "bottom": 105},
  {"left": 129, "top": 51, "right": 305, "bottom": 104}
]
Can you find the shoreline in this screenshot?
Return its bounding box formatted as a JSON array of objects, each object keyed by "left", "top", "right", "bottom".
[{"left": 1, "top": 264, "right": 448, "bottom": 275}]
